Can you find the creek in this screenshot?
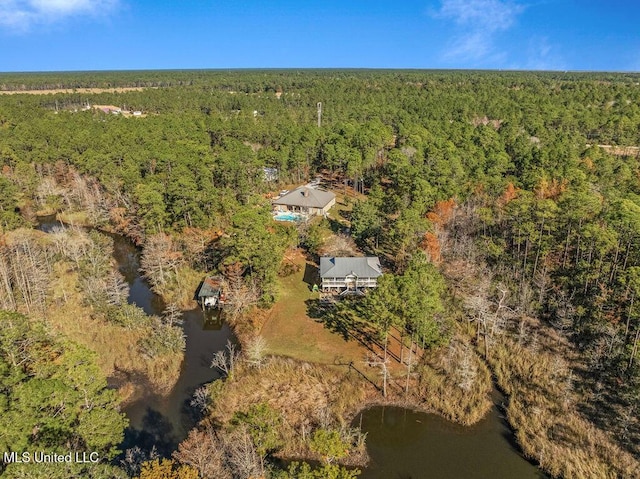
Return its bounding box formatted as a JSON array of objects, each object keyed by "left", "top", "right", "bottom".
[
  {"left": 111, "top": 234, "right": 233, "bottom": 454},
  {"left": 37, "top": 217, "right": 232, "bottom": 455}
]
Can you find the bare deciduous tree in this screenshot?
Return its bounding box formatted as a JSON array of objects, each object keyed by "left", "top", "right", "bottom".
[
  {"left": 244, "top": 335, "right": 268, "bottom": 369},
  {"left": 82, "top": 274, "right": 108, "bottom": 307},
  {"left": 221, "top": 263, "right": 260, "bottom": 321},
  {"left": 224, "top": 425, "right": 263, "bottom": 479},
  {"left": 105, "top": 270, "right": 129, "bottom": 306},
  {"left": 8, "top": 234, "right": 50, "bottom": 315},
  {"left": 403, "top": 336, "right": 418, "bottom": 398},
  {"left": 173, "top": 426, "right": 231, "bottom": 479},
  {"left": 464, "top": 281, "right": 513, "bottom": 359},
  {"left": 35, "top": 177, "right": 65, "bottom": 210},
  {"left": 121, "top": 445, "right": 159, "bottom": 478},
  {"left": 140, "top": 233, "right": 182, "bottom": 291},
  {"left": 211, "top": 340, "right": 241, "bottom": 378},
  {"left": 59, "top": 225, "right": 91, "bottom": 268},
  {"left": 0, "top": 248, "right": 16, "bottom": 310},
  {"left": 162, "top": 302, "right": 183, "bottom": 327},
  {"left": 365, "top": 352, "right": 390, "bottom": 397},
  {"left": 69, "top": 172, "right": 110, "bottom": 224},
  {"left": 189, "top": 386, "right": 210, "bottom": 413},
  {"left": 456, "top": 344, "right": 478, "bottom": 392}
]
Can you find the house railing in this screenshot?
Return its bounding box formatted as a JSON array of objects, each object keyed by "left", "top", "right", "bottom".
[{"left": 321, "top": 278, "right": 378, "bottom": 288}]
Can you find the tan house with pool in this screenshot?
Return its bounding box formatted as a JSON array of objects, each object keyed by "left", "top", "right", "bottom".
[{"left": 272, "top": 186, "right": 336, "bottom": 217}]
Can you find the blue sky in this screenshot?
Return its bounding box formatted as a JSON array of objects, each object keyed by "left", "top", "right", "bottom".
[{"left": 0, "top": 0, "right": 638, "bottom": 72}]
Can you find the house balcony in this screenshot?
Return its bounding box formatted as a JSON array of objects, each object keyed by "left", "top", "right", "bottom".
[{"left": 321, "top": 278, "right": 378, "bottom": 289}]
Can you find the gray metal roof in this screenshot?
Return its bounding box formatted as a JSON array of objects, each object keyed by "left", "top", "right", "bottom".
[
  {"left": 197, "top": 276, "right": 222, "bottom": 298},
  {"left": 273, "top": 187, "right": 335, "bottom": 209},
  {"left": 319, "top": 257, "right": 383, "bottom": 278}
]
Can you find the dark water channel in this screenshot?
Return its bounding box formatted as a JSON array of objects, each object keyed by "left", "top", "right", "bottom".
[
  {"left": 111, "top": 236, "right": 233, "bottom": 454},
  {"left": 37, "top": 217, "right": 232, "bottom": 454},
  {"left": 356, "top": 398, "right": 546, "bottom": 479}
]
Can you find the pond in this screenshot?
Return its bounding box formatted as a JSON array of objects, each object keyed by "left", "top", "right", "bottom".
[{"left": 356, "top": 399, "right": 546, "bottom": 479}]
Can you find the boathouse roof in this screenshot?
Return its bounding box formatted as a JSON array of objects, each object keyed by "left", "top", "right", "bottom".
[{"left": 197, "top": 276, "right": 222, "bottom": 298}]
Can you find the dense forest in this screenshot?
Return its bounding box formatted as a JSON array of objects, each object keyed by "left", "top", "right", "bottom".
[{"left": 1, "top": 70, "right": 640, "bottom": 478}]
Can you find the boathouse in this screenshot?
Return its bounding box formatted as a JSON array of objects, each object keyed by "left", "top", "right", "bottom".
[{"left": 197, "top": 276, "right": 225, "bottom": 308}]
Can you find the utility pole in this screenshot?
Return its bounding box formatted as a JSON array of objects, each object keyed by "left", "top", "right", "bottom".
[{"left": 317, "top": 101, "right": 322, "bottom": 127}]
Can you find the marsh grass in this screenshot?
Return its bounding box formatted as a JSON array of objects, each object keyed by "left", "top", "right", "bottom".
[
  {"left": 46, "top": 261, "right": 182, "bottom": 398},
  {"left": 490, "top": 333, "right": 640, "bottom": 478},
  {"left": 411, "top": 343, "right": 493, "bottom": 426},
  {"left": 207, "top": 358, "right": 368, "bottom": 462},
  {"left": 159, "top": 265, "right": 204, "bottom": 309}
]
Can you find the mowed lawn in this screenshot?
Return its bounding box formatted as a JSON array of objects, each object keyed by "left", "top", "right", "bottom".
[{"left": 260, "top": 250, "right": 368, "bottom": 366}]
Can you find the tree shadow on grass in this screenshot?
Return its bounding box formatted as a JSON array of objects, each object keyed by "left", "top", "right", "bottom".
[
  {"left": 306, "top": 298, "right": 351, "bottom": 340},
  {"left": 306, "top": 298, "right": 382, "bottom": 358},
  {"left": 327, "top": 217, "right": 347, "bottom": 234},
  {"left": 303, "top": 263, "right": 319, "bottom": 291},
  {"left": 338, "top": 208, "right": 352, "bottom": 223},
  {"left": 306, "top": 298, "right": 328, "bottom": 321}
]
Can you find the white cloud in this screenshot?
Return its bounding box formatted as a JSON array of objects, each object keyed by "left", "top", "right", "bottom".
[
  {"left": 519, "top": 36, "right": 567, "bottom": 71},
  {"left": 434, "top": 0, "right": 525, "bottom": 64},
  {"left": 437, "top": 0, "right": 523, "bottom": 30},
  {"left": 0, "top": 0, "right": 119, "bottom": 32}
]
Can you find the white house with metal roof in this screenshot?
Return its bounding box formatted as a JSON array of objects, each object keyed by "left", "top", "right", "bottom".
[
  {"left": 273, "top": 186, "right": 336, "bottom": 217},
  {"left": 319, "top": 256, "right": 383, "bottom": 293}
]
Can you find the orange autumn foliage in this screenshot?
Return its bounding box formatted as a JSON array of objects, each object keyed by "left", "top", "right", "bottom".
[
  {"left": 420, "top": 232, "right": 441, "bottom": 263},
  {"left": 426, "top": 198, "right": 456, "bottom": 227},
  {"left": 109, "top": 207, "right": 143, "bottom": 243},
  {"left": 136, "top": 459, "right": 198, "bottom": 479},
  {"left": 422, "top": 199, "right": 455, "bottom": 263},
  {"left": 535, "top": 178, "right": 567, "bottom": 200},
  {"left": 498, "top": 182, "right": 519, "bottom": 207}
]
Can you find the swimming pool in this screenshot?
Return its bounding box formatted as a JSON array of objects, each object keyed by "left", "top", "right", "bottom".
[{"left": 273, "top": 212, "right": 304, "bottom": 222}]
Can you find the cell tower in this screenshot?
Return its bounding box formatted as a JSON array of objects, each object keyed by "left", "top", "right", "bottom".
[{"left": 317, "top": 102, "right": 322, "bottom": 127}]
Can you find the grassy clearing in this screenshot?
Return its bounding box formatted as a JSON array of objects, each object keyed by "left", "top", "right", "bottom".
[
  {"left": 259, "top": 250, "right": 369, "bottom": 367},
  {"left": 56, "top": 210, "right": 92, "bottom": 227}
]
